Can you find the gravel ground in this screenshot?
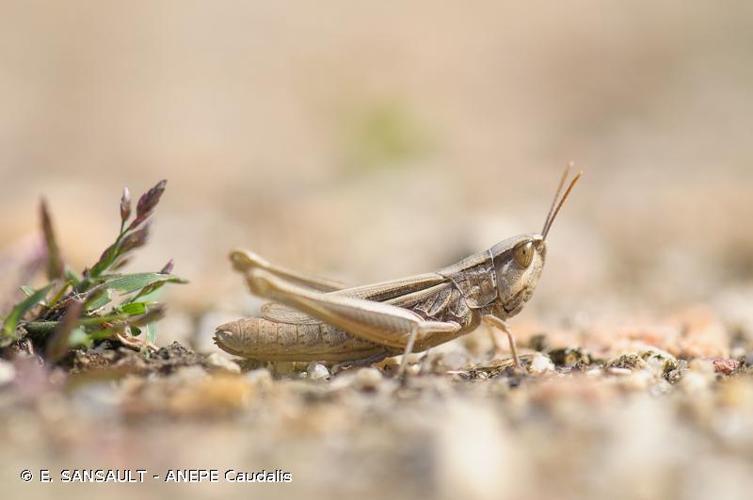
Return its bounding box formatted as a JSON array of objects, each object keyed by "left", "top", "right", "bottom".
[{"left": 2, "top": 305, "right": 753, "bottom": 500}]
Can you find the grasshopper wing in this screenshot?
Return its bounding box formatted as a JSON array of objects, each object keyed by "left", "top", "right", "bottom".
[
  {"left": 332, "top": 273, "right": 448, "bottom": 301},
  {"left": 261, "top": 302, "right": 321, "bottom": 325},
  {"left": 261, "top": 272, "right": 449, "bottom": 325}
]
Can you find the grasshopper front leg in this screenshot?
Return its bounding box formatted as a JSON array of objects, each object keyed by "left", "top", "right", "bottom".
[
  {"left": 244, "top": 268, "right": 462, "bottom": 353},
  {"left": 483, "top": 315, "right": 521, "bottom": 368}
]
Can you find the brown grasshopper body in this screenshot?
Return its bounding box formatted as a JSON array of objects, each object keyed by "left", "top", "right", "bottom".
[{"left": 215, "top": 168, "right": 581, "bottom": 368}]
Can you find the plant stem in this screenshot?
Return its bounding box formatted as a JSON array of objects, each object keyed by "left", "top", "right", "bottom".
[{"left": 23, "top": 313, "right": 130, "bottom": 335}]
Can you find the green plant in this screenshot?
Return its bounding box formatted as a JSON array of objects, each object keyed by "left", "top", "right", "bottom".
[{"left": 0, "top": 180, "right": 186, "bottom": 362}]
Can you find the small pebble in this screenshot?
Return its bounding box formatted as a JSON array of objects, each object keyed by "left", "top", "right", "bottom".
[
  {"left": 172, "top": 365, "right": 209, "bottom": 382},
  {"left": 586, "top": 368, "right": 603, "bottom": 377},
  {"left": 713, "top": 358, "right": 739, "bottom": 376},
  {"left": 549, "top": 347, "right": 591, "bottom": 367},
  {"left": 665, "top": 367, "right": 684, "bottom": 384},
  {"left": 205, "top": 353, "right": 241, "bottom": 374},
  {"left": 607, "top": 367, "right": 633, "bottom": 376},
  {"left": 744, "top": 352, "right": 753, "bottom": 367},
  {"left": 0, "top": 360, "right": 15, "bottom": 386},
  {"left": 730, "top": 346, "right": 746, "bottom": 358},
  {"left": 354, "top": 367, "right": 382, "bottom": 390},
  {"left": 621, "top": 369, "right": 652, "bottom": 391},
  {"left": 436, "top": 351, "right": 469, "bottom": 372},
  {"left": 607, "top": 353, "right": 646, "bottom": 371},
  {"left": 245, "top": 368, "right": 273, "bottom": 389},
  {"left": 527, "top": 333, "right": 549, "bottom": 352},
  {"left": 681, "top": 371, "right": 711, "bottom": 393},
  {"left": 529, "top": 354, "right": 555, "bottom": 375},
  {"left": 307, "top": 362, "right": 330, "bottom": 381},
  {"left": 644, "top": 355, "right": 668, "bottom": 374},
  {"left": 405, "top": 363, "right": 421, "bottom": 377}
]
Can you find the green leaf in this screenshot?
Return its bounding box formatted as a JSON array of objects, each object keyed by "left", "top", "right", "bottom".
[
  {"left": 22, "top": 321, "right": 59, "bottom": 336},
  {"left": 64, "top": 268, "right": 82, "bottom": 286},
  {"left": 84, "top": 288, "right": 112, "bottom": 311},
  {"left": 87, "top": 328, "right": 119, "bottom": 342},
  {"left": 118, "top": 302, "right": 147, "bottom": 316},
  {"left": 103, "top": 273, "right": 187, "bottom": 294},
  {"left": 47, "top": 281, "right": 72, "bottom": 308},
  {"left": 1, "top": 284, "right": 54, "bottom": 343},
  {"left": 146, "top": 323, "right": 156, "bottom": 343},
  {"left": 78, "top": 315, "right": 126, "bottom": 327},
  {"left": 20, "top": 286, "right": 35, "bottom": 297},
  {"left": 68, "top": 327, "right": 91, "bottom": 348}
]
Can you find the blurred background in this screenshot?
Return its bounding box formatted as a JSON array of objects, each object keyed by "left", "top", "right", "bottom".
[
  {"left": 2, "top": 2, "right": 753, "bottom": 498},
  {"left": 3, "top": 0, "right": 753, "bottom": 326}
]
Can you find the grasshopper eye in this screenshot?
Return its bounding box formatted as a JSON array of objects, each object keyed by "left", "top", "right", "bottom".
[{"left": 513, "top": 241, "right": 534, "bottom": 268}]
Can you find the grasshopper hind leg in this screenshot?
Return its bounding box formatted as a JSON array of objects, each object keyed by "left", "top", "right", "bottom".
[
  {"left": 242, "top": 269, "right": 462, "bottom": 369},
  {"left": 230, "top": 249, "right": 346, "bottom": 292}
]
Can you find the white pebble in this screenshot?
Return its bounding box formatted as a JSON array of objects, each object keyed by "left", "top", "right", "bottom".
[
  {"left": 586, "top": 368, "right": 603, "bottom": 377},
  {"left": 205, "top": 353, "right": 241, "bottom": 374},
  {"left": 645, "top": 356, "right": 667, "bottom": 374},
  {"left": 681, "top": 371, "right": 711, "bottom": 394},
  {"left": 173, "top": 365, "right": 209, "bottom": 382},
  {"left": 307, "top": 362, "right": 330, "bottom": 381},
  {"left": 405, "top": 363, "right": 421, "bottom": 377},
  {"left": 621, "top": 369, "right": 652, "bottom": 391},
  {"left": 355, "top": 367, "right": 383, "bottom": 389},
  {"left": 529, "top": 354, "right": 555, "bottom": 374},
  {"left": 0, "top": 360, "right": 15, "bottom": 386},
  {"left": 246, "top": 368, "right": 273, "bottom": 388},
  {"left": 608, "top": 367, "right": 633, "bottom": 376}
]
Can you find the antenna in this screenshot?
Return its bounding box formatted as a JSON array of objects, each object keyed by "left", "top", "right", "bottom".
[{"left": 542, "top": 164, "right": 582, "bottom": 239}]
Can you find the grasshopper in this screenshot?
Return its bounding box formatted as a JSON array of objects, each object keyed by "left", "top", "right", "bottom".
[{"left": 215, "top": 166, "right": 581, "bottom": 372}]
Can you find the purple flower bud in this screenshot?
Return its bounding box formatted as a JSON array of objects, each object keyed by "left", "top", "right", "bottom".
[
  {"left": 127, "top": 180, "right": 167, "bottom": 231},
  {"left": 137, "top": 180, "right": 166, "bottom": 216},
  {"left": 160, "top": 259, "right": 174, "bottom": 275},
  {"left": 120, "top": 224, "right": 150, "bottom": 253},
  {"left": 120, "top": 187, "right": 132, "bottom": 223}
]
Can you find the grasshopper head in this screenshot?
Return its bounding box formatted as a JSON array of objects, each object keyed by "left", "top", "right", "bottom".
[
  {"left": 490, "top": 234, "right": 546, "bottom": 316},
  {"left": 490, "top": 165, "right": 582, "bottom": 317}
]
